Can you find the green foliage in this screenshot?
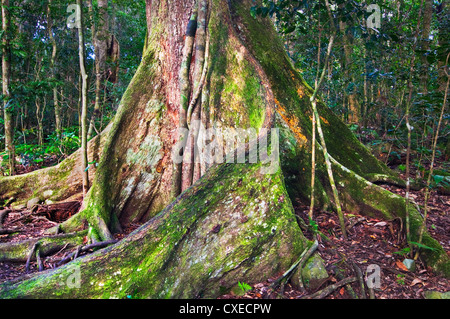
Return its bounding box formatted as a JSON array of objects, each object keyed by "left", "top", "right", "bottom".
[
  {"left": 11, "top": 127, "right": 80, "bottom": 170},
  {"left": 0, "top": 0, "right": 146, "bottom": 174},
  {"left": 393, "top": 246, "right": 411, "bottom": 257},
  {"left": 396, "top": 273, "right": 405, "bottom": 285},
  {"left": 409, "top": 241, "right": 440, "bottom": 253},
  {"left": 308, "top": 217, "right": 318, "bottom": 233},
  {"left": 249, "top": 1, "right": 449, "bottom": 186},
  {"left": 237, "top": 281, "right": 252, "bottom": 293}
]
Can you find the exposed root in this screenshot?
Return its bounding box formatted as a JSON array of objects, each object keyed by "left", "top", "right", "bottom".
[
  {"left": 352, "top": 262, "right": 366, "bottom": 299},
  {"left": 25, "top": 242, "right": 38, "bottom": 273},
  {"left": 0, "top": 124, "right": 110, "bottom": 208},
  {"left": 366, "top": 173, "right": 424, "bottom": 191},
  {"left": 328, "top": 155, "right": 450, "bottom": 277},
  {"left": 0, "top": 229, "right": 22, "bottom": 235},
  {"left": 0, "top": 209, "right": 11, "bottom": 228},
  {"left": 266, "top": 240, "right": 319, "bottom": 297},
  {"left": 301, "top": 277, "right": 357, "bottom": 299},
  {"left": 57, "top": 240, "right": 117, "bottom": 266},
  {"left": 0, "top": 230, "right": 87, "bottom": 263}
]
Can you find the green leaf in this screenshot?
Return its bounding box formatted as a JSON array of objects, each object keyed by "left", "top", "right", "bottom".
[
  {"left": 433, "top": 175, "right": 444, "bottom": 185},
  {"left": 238, "top": 281, "right": 252, "bottom": 293},
  {"left": 250, "top": 6, "right": 257, "bottom": 19},
  {"left": 409, "top": 241, "right": 439, "bottom": 252}
]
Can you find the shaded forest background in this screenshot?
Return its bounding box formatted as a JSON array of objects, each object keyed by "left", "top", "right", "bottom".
[{"left": 0, "top": 0, "right": 146, "bottom": 174}]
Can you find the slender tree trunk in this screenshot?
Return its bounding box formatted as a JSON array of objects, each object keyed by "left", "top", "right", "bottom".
[
  {"left": 88, "top": 0, "right": 109, "bottom": 140},
  {"left": 77, "top": 0, "right": 90, "bottom": 196},
  {"left": 405, "top": 0, "right": 425, "bottom": 255},
  {"left": 2, "top": 0, "right": 15, "bottom": 176},
  {"left": 415, "top": 62, "right": 449, "bottom": 260},
  {"left": 437, "top": 1, "right": 449, "bottom": 94},
  {"left": 47, "top": 0, "right": 62, "bottom": 140},
  {"left": 419, "top": 0, "right": 433, "bottom": 93},
  {"left": 339, "top": 21, "right": 359, "bottom": 124}
]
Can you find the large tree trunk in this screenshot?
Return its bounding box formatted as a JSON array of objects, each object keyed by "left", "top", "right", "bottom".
[{"left": 0, "top": 0, "right": 448, "bottom": 299}]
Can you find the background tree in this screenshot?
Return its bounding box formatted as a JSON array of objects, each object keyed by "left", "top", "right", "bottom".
[{"left": 2, "top": 0, "right": 15, "bottom": 175}]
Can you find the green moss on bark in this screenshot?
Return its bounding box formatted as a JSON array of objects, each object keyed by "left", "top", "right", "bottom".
[{"left": 0, "top": 161, "right": 305, "bottom": 299}]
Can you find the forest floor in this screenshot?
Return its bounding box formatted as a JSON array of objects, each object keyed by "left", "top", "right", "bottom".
[
  {"left": 220, "top": 184, "right": 449, "bottom": 299},
  {"left": 0, "top": 157, "right": 448, "bottom": 299},
  {"left": 219, "top": 157, "right": 450, "bottom": 300}
]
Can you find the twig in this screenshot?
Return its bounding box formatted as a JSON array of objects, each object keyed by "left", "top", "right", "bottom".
[
  {"left": 269, "top": 240, "right": 319, "bottom": 294},
  {"left": 301, "top": 277, "right": 357, "bottom": 299},
  {"left": 26, "top": 242, "right": 39, "bottom": 273},
  {"left": 36, "top": 248, "right": 44, "bottom": 272},
  {"left": 32, "top": 215, "right": 58, "bottom": 226},
  {"left": 57, "top": 240, "right": 118, "bottom": 265},
  {"left": 352, "top": 262, "right": 366, "bottom": 299},
  {"left": 346, "top": 217, "right": 366, "bottom": 232}
]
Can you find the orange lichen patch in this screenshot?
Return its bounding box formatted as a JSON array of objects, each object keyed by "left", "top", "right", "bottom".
[
  {"left": 320, "top": 116, "right": 329, "bottom": 125},
  {"left": 290, "top": 70, "right": 297, "bottom": 81},
  {"left": 307, "top": 113, "right": 329, "bottom": 126},
  {"left": 274, "top": 98, "right": 308, "bottom": 145},
  {"left": 296, "top": 87, "right": 305, "bottom": 99}
]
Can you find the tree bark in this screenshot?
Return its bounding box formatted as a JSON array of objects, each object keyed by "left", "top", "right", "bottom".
[{"left": 0, "top": 0, "right": 448, "bottom": 299}]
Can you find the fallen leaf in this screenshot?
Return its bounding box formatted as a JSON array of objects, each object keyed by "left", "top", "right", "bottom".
[
  {"left": 374, "top": 222, "right": 387, "bottom": 227},
  {"left": 396, "top": 260, "right": 409, "bottom": 272},
  {"left": 339, "top": 287, "right": 345, "bottom": 295},
  {"left": 410, "top": 278, "right": 423, "bottom": 287}
]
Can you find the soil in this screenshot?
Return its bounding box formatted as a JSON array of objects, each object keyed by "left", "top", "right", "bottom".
[{"left": 219, "top": 165, "right": 450, "bottom": 299}]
